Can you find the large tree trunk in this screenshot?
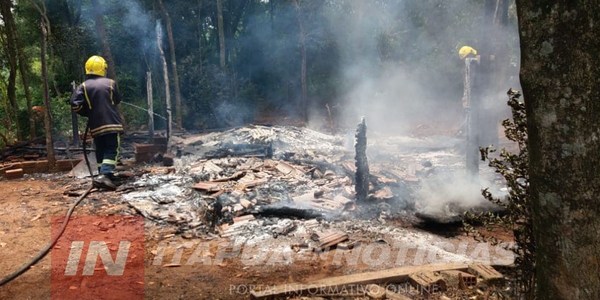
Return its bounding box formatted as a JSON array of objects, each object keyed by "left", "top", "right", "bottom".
[
  {"left": 0, "top": 0, "right": 23, "bottom": 140},
  {"left": 17, "top": 36, "right": 35, "bottom": 141},
  {"left": 216, "top": 0, "right": 226, "bottom": 69},
  {"left": 40, "top": 18, "right": 56, "bottom": 169},
  {"left": 196, "top": 0, "right": 204, "bottom": 74},
  {"left": 156, "top": 21, "right": 172, "bottom": 141},
  {"left": 158, "top": 0, "right": 184, "bottom": 129},
  {"left": 90, "top": 0, "right": 117, "bottom": 80},
  {"left": 516, "top": 2, "right": 600, "bottom": 299},
  {"left": 292, "top": 0, "right": 308, "bottom": 122}
]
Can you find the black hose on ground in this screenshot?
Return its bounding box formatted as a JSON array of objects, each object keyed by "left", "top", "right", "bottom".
[
  {"left": 0, "top": 186, "right": 93, "bottom": 286},
  {"left": 0, "top": 124, "right": 95, "bottom": 287}
]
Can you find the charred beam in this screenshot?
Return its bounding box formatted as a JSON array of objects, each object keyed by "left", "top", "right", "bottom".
[{"left": 355, "top": 117, "right": 370, "bottom": 203}]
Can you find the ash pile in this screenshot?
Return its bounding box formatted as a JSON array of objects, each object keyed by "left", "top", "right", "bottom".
[{"left": 120, "top": 124, "right": 504, "bottom": 238}]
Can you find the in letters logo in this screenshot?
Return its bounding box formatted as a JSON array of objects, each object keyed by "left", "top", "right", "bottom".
[{"left": 51, "top": 215, "right": 144, "bottom": 299}]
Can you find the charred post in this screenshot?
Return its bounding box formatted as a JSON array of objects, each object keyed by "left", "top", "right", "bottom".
[
  {"left": 464, "top": 56, "right": 480, "bottom": 177},
  {"left": 146, "top": 71, "right": 154, "bottom": 140},
  {"left": 355, "top": 117, "right": 370, "bottom": 203}
]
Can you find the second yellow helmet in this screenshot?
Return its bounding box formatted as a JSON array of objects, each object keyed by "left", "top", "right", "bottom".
[
  {"left": 85, "top": 55, "right": 108, "bottom": 77},
  {"left": 458, "top": 46, "right": 478, "bottom": 60}
]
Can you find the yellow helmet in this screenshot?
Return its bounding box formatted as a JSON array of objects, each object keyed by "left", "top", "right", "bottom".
[
  {"left": 85, "top": 55, "right": 108, "bottom": 76},
  {"left": 458, "top": 46, "right": 478, "bottom": 59}
]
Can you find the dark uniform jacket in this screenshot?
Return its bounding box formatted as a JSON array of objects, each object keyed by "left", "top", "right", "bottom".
[{"left": 71, "top": 75, "right": 124, "bottom": 137}]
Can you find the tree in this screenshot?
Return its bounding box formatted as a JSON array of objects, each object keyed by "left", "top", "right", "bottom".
[
  {"left": 0, "top": 0, "right": 23, "bottom": 140},
  {"left": 40, "top": 15, "right": 56, "bottom": 169},
  {"left": 516, "top": 1, "right": 600, "bottom": 299},
  {"left": 292, "top": 0, "right": 308, "bottom": 122},
  {"left": 156, "top": 20, "right": 172, "bottom": 140},
  {"left": 90, "top": 0, "right": 116, "bottom": 80},
  {"left": 158, "top": 0, "right": 184, "bottom": 129},
  {"left": 216, "top": 0, "right": 226, "bottom": 69}
]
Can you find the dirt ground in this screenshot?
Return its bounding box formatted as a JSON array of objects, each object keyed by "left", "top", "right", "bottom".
[{"left": 0, "top": 174, "right": 514, "bottom": 300}]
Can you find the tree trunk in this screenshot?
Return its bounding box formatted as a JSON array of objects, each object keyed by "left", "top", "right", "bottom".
[
  {"left": 158, "top": 0, "right": 183, "bottom": 129},
  {"left": 516, "top": 2, "right": 600, "bottom": 299},
  {"left": 292, "top": 0, "right": 308, "bottom": 122},
  {"left": 40, "top": 18, "right": 56, "bottom": 169},
  {"left": 196, "top": 0, "right": 204, "bottom": 74},
  {"left": 216, "top": 0, "right": 226, "bottom": 69},
  {"left": 0, "top": 0, "right": 23, "bottom": 140},
  {"left": 9, "top": 10, "right": 36, "bottom": 141},
  {"left": 90, "top": 0, "right": 117, "bottom": 80},
  {"left": 17, "top": 34, "right": 35, "bottom": 141},
  {"left": 146, "top": 72, "right": 154, "bottom": 140},
  {"left": 156, "top": 21, "right": 172, "bottom": 141}
]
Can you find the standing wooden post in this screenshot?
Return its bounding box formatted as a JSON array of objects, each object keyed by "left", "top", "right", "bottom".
[
  {"left": 464, "top": 56, "right": 480, "bottom": 177},
  {"left": 355, "top": 117, "right": 370, "bottom": 203},
  {"left": 70, "top": 81, "right": 80, "bottom": 147},
  {"left": 156, "top": 20, "right": 171, "bottom": 141},
  {"left": 146, "top": 71, "right": 154, "bottom": 140}
]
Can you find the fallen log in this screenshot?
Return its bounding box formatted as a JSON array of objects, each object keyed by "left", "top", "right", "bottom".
[{"left": 252, "top": 204, "right": 325, "bottom": 220}]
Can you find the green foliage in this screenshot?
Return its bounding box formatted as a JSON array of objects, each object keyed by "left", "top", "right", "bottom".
[
  {"left": 51, "top": 94, "right": 83, "bottom": 140},
  {"left": 2, "top": 0, "right": 521, "bottom": 137},
  {"left": 465, "top": 89, "right": 535, "bottom": 299}
]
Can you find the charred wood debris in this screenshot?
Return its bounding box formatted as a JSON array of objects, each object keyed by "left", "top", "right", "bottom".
[
  {"left": 2, "top": 121, "right": 500, "bottom": 249},
  {"left": 2, "top": 122, "right": 512, "bottom": 297},
  {"left": 116, "top": 122, "right": 438, "bottom": 242}
]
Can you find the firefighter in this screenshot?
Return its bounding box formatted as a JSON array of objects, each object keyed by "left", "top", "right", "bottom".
[{"left": 70, "top": 55, "right": 123, "bottom": 190}]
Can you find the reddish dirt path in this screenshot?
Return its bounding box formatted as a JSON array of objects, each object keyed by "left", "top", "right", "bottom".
[
  {"left": 0, "top": 177, "right": 514, "bottom": 299},
  {"left": 0, "top": 178, "right": 358, "bottom": 299}
]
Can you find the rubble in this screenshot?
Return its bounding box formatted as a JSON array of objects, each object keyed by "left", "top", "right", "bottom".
[{"left": 117, "top": 124, "right": 507, "bottom": 242}]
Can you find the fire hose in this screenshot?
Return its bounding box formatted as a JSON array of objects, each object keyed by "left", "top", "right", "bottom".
[{"left": 0, "top": 125, "right": 96, "bottom": 287}]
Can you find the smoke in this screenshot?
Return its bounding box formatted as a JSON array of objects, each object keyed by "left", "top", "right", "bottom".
[
  {"left": 415, "top": 169, "right": 505, "bottom": 219},
  {"left": 315, "top": 0, "right": 520, "bottom": 134},
  {"left": 81, "top": 0, "right": 155, "bottom": 58}
]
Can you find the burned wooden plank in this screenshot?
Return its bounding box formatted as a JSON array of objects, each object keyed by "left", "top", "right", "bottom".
[
  {"left": 275, "top": 161, "right": 298, "bottom": 176},
  {"left": 317, "top": 232, "right": 349, "bottom": 251},
  {"left": 192, "top": 181, "right": 225, "bottom": 192},
  {"left": 254, "top": 205, "right": 325, "bottom": 220},
  {"left": 249, "top": 263, "right": 469, "bottom": 299},
  {"left": 203, "top": 143, "right": 273, "bottom": 159},
  {"left": 233, "top": 214, "right": 255, "bottom": 224},
  {"left": 4, "top": 168, "right": 24, "bottom": 179},
  {"left": 355, "top": 117, "right": 370, "bottom": 203},
  {"left": 211, "top": 171, "right": 246, "bottom": 183}
]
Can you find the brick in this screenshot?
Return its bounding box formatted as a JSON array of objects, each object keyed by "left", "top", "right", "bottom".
[
  {"left": 4, "top": 168, "right": 24, "bottom": 179},
  {"left": 408, "top": 272, "right": 447, "bottom": 295},
  {"left": 20, "top": 160, "right": 49, "bottom": 173},
  {"left": 441, "top": 270, "right": 477, "bottom": 289},
  {"left": 55, "top": 159, "right": 82, "bottom": 172},
  {"left": 468, "top": 264, "right": 504, "bottom": 282},
  {"left": 134, "top": 143, "right": 167, "bottom": 154}
]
